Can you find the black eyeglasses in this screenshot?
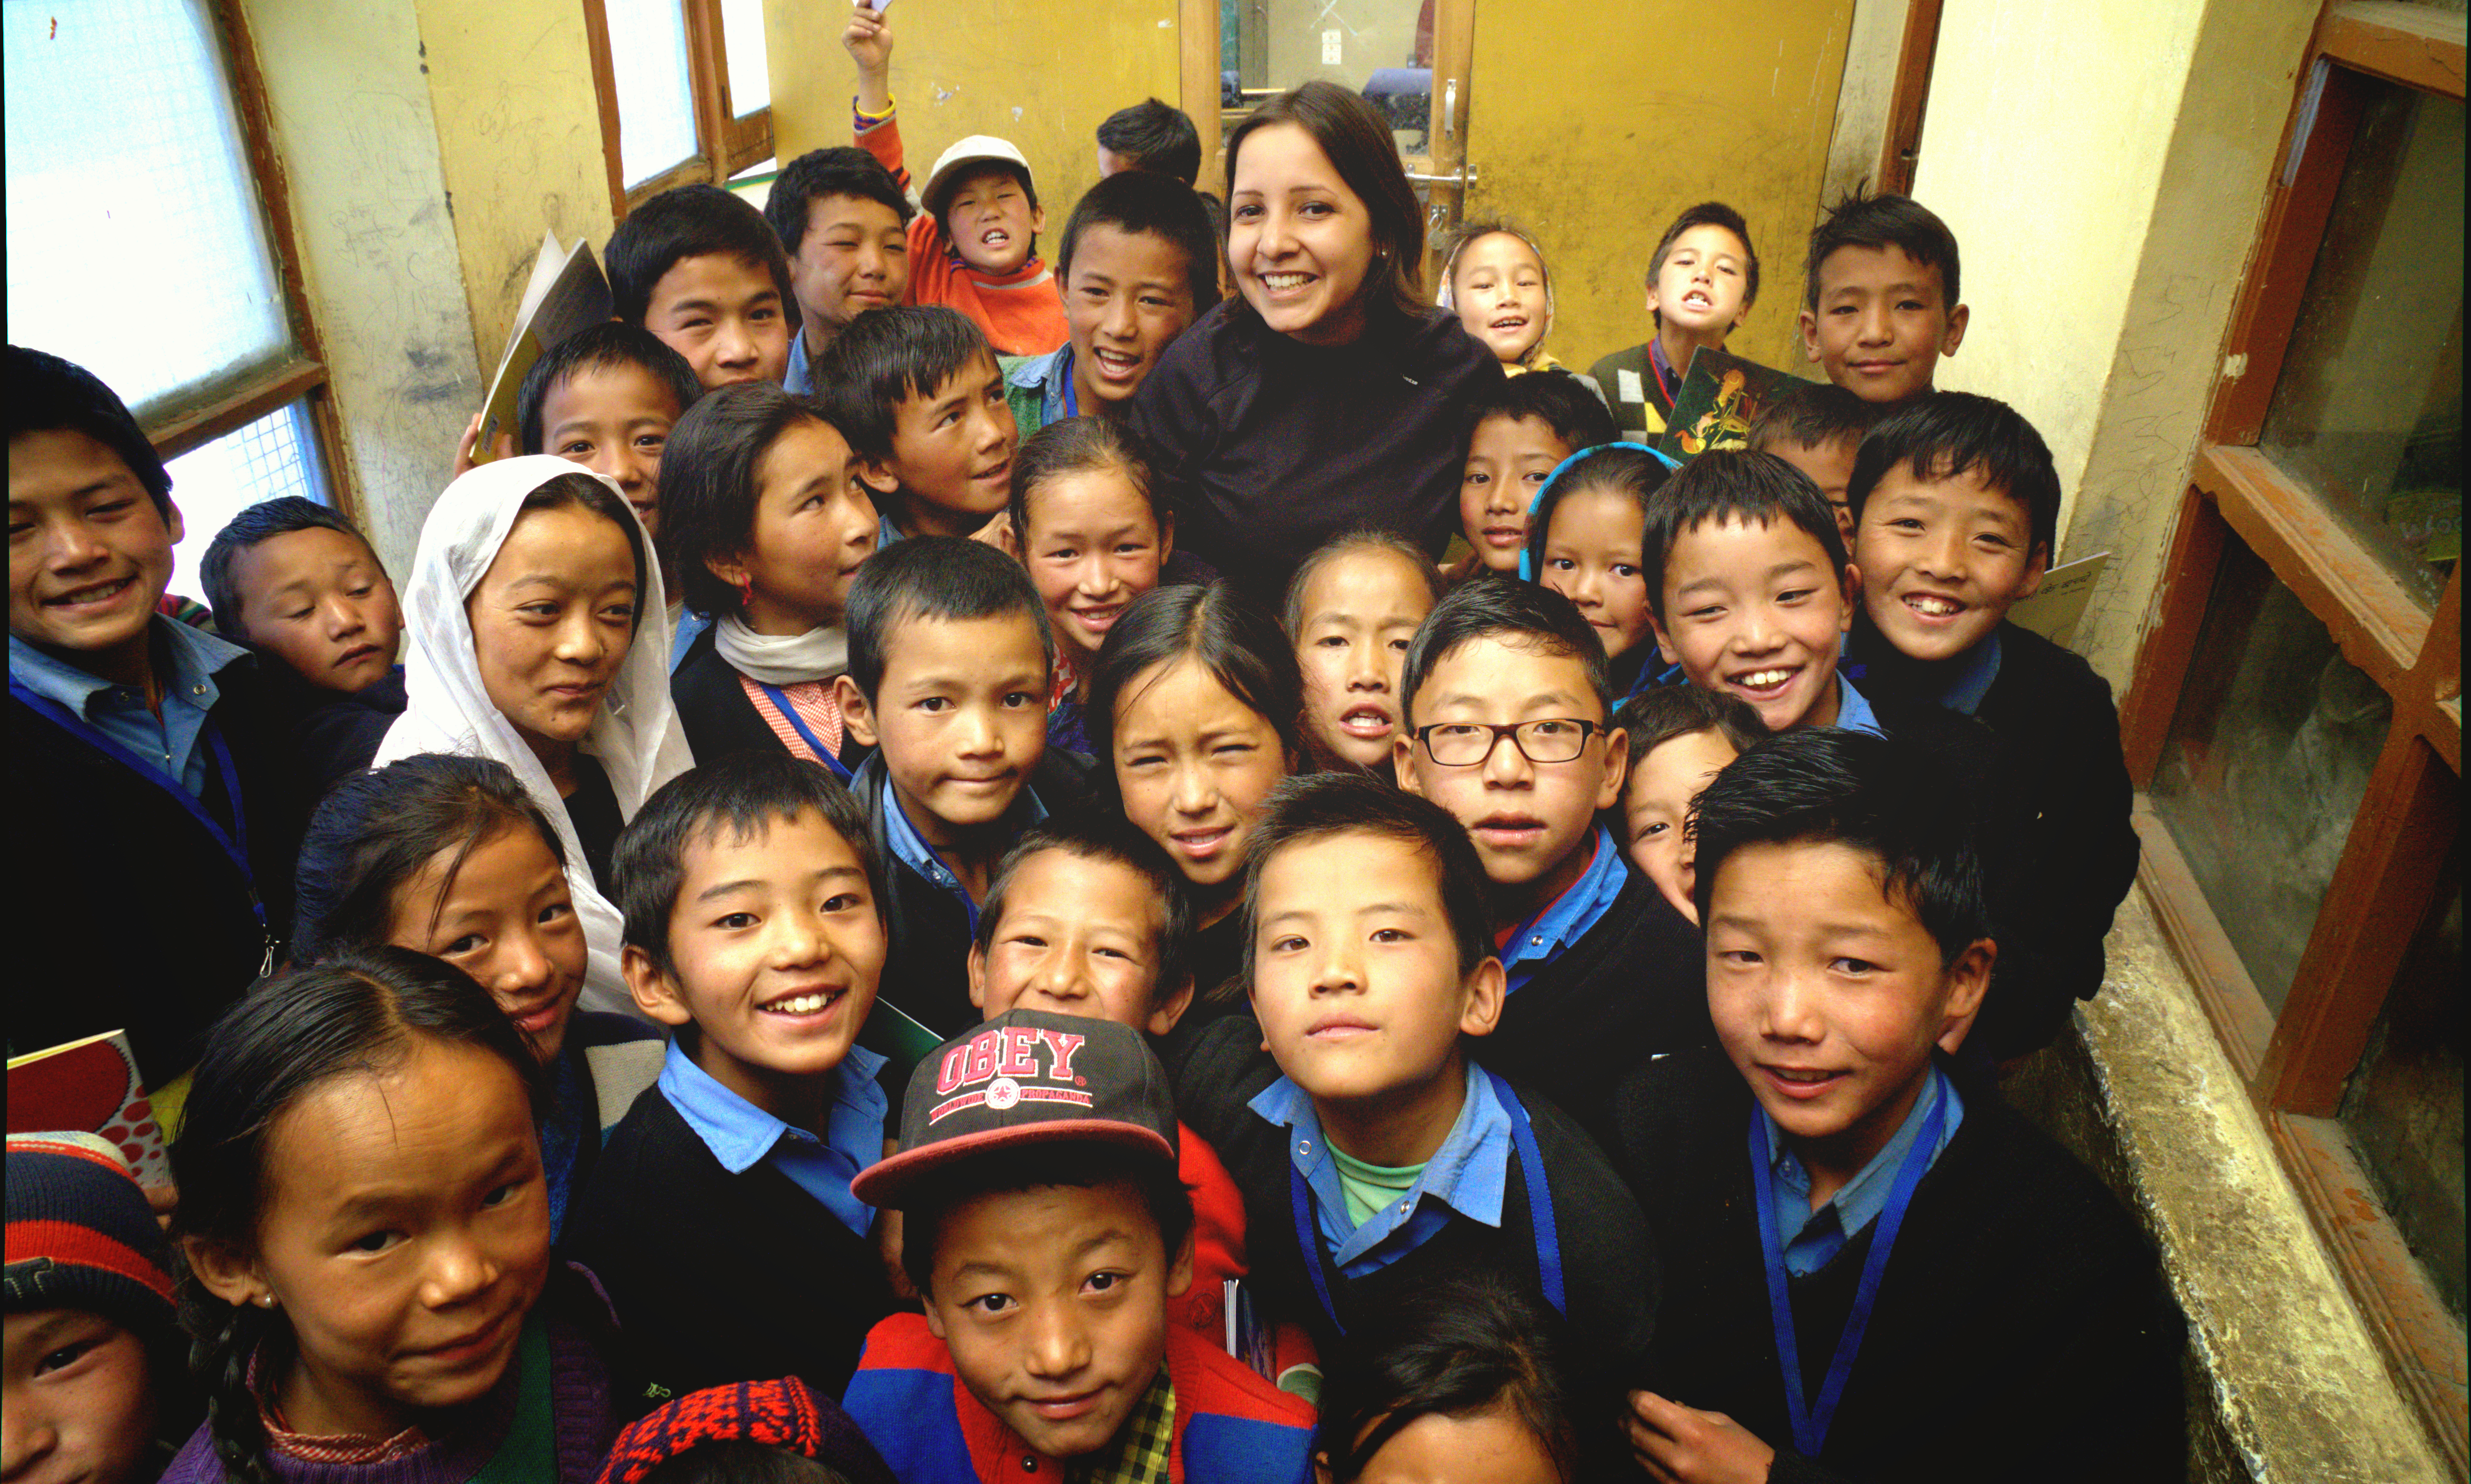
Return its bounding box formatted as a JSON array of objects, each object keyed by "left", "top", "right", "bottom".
[{"left": 1411, "top": 719, "right": 1603, "bottom": 767}]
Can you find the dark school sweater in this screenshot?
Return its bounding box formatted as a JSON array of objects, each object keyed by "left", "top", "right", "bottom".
[
  {"left": 669, "top": 621, "right": 869, "bottom": 774},
  {"left": 288, "top": 666, "right": 405, "bottom": 804},
  {"left": 1152, "top": 909, "right": 1252, "bottom": 1079},
  {"left": 1472, "top": 864, "right": 1712, "bottom": 1149},
  {"left": 567, "top": 1085, "right": 896, "bottom": 1403},
  {"left": 1129, "top": 300, "right": 1506, "bottom": 610},
  {"left": 1610, "top": 1046, "right": 2185, "bottom": 1484},
  {"left": 8, "top": 653, "right": 307, "bottom": 1085},
  {"left": 1587, "top": 342, "right": 1680, "bottom": 441},
  {"left": 848, "top": 748, "right": 1095, "bottom": 1039},
  {"left": 1176, "top": 1019, "right": 1658, "bottom": 1440},
  {"left": 1849, "top": 618, "right": 2140, "bottom": 1058}
]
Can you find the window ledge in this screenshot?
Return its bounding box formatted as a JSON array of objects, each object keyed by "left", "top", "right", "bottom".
[{"left": 2004, "top": 884, "right": 2458, "bottom": 1480}]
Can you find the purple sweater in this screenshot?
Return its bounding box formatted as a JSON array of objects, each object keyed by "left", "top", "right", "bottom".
[{"left": 159, "top": 1314, "right": 613, "bottom": 1484}]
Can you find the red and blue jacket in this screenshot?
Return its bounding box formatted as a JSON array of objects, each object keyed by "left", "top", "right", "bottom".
[{"left": 842, "top": 1312, "right": 1316, "bottom": 1483}]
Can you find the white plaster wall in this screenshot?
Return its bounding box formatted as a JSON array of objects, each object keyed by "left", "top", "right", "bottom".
[
  {"left": 245, "top": 0, "right": 479, "bottom": 576},
  {"left": 1909, "top": 0, "right": 2203, "bottom": 551}
]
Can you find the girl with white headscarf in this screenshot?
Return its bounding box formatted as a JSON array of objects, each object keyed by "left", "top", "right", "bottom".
[{"left": 376, "top": 455, "right": 693, "bottom": 1014}]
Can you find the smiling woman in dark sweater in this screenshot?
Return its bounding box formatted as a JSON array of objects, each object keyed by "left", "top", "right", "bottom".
[{"left": 1131, "top": 81, "right": 1505, "bottom": 610}]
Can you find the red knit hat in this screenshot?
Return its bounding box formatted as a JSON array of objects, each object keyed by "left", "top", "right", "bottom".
[
  {"left": 3, "top": 1132, "right": 176, "bottom": 1333},
  {"left": 597, "top": 1378, "right": 897, "bottom": 1484}
]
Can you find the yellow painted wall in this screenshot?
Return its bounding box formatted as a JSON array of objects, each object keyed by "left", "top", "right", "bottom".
[
  {"left": 1912, "top": 0, "right": 2321, "bottom": 685},
  {"left": 1911, "top": 0, "right": 2196, "bottom": 550},
  {"left": 1463, "top": 0, "right": 1857, "bottom": 375},
  {"left": 767, "top": 0, "right": 1182, "bottom": 256},
  {"left": 413, "top": 0, "right": 619, "bottom": 373},
  {"left": 246, "top": 0, "right": 482, "bottom": 573}
]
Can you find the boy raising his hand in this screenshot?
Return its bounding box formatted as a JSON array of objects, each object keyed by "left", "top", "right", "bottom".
[{"left": 845, "top": 1, "right": 1069, "bottom": 356}]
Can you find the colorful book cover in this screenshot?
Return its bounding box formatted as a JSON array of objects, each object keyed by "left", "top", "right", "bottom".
[
  {"left": 1655, "top": 350, "right": 1803, "bottom": 460},
  {"left": 1223, "top": 1278, "right": 1277, "bottom": 1382},
  {"left": 6, "top": 1030, "right": 168, "bottom": 1186}
]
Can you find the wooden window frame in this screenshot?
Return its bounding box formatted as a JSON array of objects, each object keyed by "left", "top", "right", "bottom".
[
  {"left": 2118, "top": 2, "right": 2465, "bottom": 1469},
  {"left": 583, "top": 0, "right": 776, "bottom": 218},
  {"left": 1876, "top": 0, "right": 1943, "bottom": 196},
  {"left": 133, "top": 0, "right": 352, "bottom": 518}
]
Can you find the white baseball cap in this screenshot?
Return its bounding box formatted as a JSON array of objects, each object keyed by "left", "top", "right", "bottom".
[{"left": 921, "top": 135, "right": 1036, "bottom": 220}]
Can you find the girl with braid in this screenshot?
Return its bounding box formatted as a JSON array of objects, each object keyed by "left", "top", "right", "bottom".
[{"left": 162, "top": 949, "right": 625, "bottom": 1482}]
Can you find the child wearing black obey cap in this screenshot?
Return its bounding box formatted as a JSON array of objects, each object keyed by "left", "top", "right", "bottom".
[{"left": 841, "top": 1010, "right": 1317, "bottom": 1483}]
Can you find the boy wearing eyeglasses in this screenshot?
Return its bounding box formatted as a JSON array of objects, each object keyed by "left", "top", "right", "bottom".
[{"left": 1393, "top": 576, "right": 1712, "bottom": 1144}]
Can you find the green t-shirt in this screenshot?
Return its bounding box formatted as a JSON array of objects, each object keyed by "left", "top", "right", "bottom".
[{"left": 1329, "top": 1143, "right": 1424, "bottom": 1229}]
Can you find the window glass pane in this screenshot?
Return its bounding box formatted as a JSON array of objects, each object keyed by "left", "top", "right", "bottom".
[
  {"left": 606, "top": 0, "right": 698, "bottom": 187},
  {"left": 721, "top": 0, "right": 769, "bottom": 118},
  {"left": 2150, "top": 528, "right": 2392, "bottom": 1015},
  {"left": 1226, "top": 0, "right": 1432, "bottom": 155},
  {"left": 2340, "top": 829, "right": 2464, "bottom": 1324},
  {"left": 2257, "top": 77, "right": 2462, "bottom": 608},
  {"left": 165, "top": 401, "right": 329, "bottom": 606},
  {"left": 3, "top": 0, "right": 292, "bottom": 414}
]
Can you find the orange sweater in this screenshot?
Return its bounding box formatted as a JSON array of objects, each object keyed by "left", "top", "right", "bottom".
[{"left": 855, "top": 106, "right": 1068, "bottom": 356}]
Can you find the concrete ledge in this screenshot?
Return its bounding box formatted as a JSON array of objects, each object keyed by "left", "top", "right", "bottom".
[{"left": 2004, "top": 887, "right": 2450, "bottom": 1483}]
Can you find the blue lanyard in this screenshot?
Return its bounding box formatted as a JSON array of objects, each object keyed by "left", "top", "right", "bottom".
[
  {"left": 1060, "top": 353, "right": 1078, "bottom": 421},
  {"left": 11, "top": 678, "right": 270, "bottom": 952},
  {"left": 1287, "top": 1068, "right": 1563, "bottom": 1333},
  {"left": 754, "top": 682, "right": 852, "bottom": 780},
  {"left": 1751, "top": 1084, "right": 1947, "bottom": 1458}
]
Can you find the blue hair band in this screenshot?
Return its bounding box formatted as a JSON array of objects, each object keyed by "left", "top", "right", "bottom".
[{"left": 1517, "top": 441, "right": 1682, "bottom": 581}]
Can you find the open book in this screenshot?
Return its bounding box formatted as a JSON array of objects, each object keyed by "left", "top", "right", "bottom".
[
  {"left": 473, "top": 229, "right": 613, "bottom": 461},
  {"left": 7, "top": 1030, "right": 168, "bottom": 1185},
  {"left": 2008, "top": 551, "right": 2109, "bottom": 650}
]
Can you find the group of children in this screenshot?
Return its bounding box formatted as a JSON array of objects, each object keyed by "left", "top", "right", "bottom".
[{"left": 10, "top": 9, "right": 2171, "bottom": 1481}]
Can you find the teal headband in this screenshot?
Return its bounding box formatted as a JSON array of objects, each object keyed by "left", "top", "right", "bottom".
[{"left": 1518, "top": 441, "right": 1682, "bottom": 582}]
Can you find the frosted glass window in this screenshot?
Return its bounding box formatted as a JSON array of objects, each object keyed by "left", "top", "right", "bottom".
[
  {"left": 4, "top": 0, "right": 292, "bottom": 415},
  {"left": 722, "top": 0, "right": 769, "bottom": 118},
  {"left": 165, "top": 402, "right": 329, "bottom": 607},
  {"left": 2150, "top": 531, "right": 2392, "bottom": 1015},
  {"left": 606, "top": 0, "right": 699, "bottom": 187},
  {"left": 2257, "top": 81, "right": 2462, "bottom": 610}
]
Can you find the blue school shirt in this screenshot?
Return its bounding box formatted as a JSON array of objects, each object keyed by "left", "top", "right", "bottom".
[
  {"left": 1764, "top": 1065, "right": 1963, "bottom": 1276},
  {"left": 1004, "top": 344, "right": 1073, "bottom": 429},
  {"left": 1249, "top": 1063, "right": 1512, "bottom": 1279},
  {"left": 669, "top": 608, "right": 712, "bottom": 673},
  {"left": 1930, "top": 632, "right": 2004, "bottom": 716},
  {"left": 656, "top": 1038, "right": 889, "bottom": 1239},
  {"left": 1499, "top": 825, "right": 1627, "bottom": 996},
  {"left": 881, "top": 782, "right": 1049, "bottom": 937},
  {"left": 1833, "top": 674, "right": 1886, "bottom": 737},
  {"left": 9, "top": 619, "right": 245, "bottom": 797},
  {"left": 785, "top": 330, "right": 819, "bottom": 397}
]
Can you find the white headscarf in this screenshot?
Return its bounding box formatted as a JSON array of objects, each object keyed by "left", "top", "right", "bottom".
[{"left": 375, "top": 455, "right": 694, "bottom": 1016}]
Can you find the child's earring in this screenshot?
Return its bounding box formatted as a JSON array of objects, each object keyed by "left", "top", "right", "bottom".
[
  {"left": 255, "top": 1294, "right": 277, "bottom": 1308},
  {"left": 737, "top": 574, "right": 754, "bottom": 610}
]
